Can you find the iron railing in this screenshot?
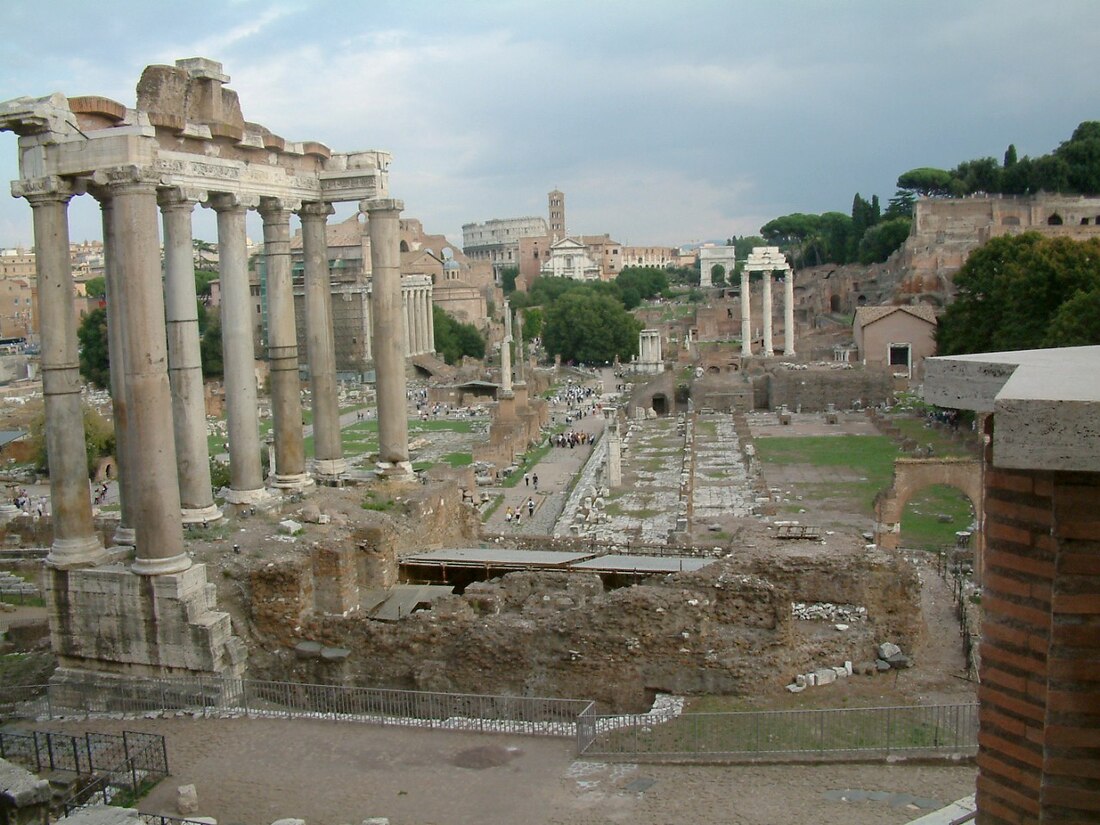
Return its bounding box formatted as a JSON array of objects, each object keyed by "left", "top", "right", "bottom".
[
  {"left": 58, "top": 734, "right": 169, "bottom": 817},
  {"left": 581, "top": 702, "right": 979, "bottom": 760},
  {"left": 0, "top": 679, "right": 978, "bottom": 762},
  {"left": 0, "top": 677, "right": 589, "bottom": 738},
  {"left": 0, "top": 729, "right": 164, "bottom": 777}
]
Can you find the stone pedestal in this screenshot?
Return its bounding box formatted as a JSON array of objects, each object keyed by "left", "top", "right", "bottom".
[
  {"left": 46, "top": 563, "right": 247, "bottom": 689},
  {"left": 497, "top": 393, "right": 516, "bottom": 422}
]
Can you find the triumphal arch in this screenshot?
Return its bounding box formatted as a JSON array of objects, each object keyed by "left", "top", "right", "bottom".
[{"left": 0, "top": 58, "right": 415, "bottom": 694}]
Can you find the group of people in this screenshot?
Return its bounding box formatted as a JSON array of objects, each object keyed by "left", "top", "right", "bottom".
[
  {"left": 9, "top": 488, "right": 45, "bottom": 519},
  {"left": 504, "top": 496, "right": 537, "bottom": 526},
  {"left": 551, "top": 430, "right": 590, "bottom": 449}
]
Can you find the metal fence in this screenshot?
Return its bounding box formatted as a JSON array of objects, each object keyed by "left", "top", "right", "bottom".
[
  {"left": 581, "top": 702, "right": 979, "bottom": 760},
  {"left": 0, "top": 677, "right": 589, "bottom": 738},
  {"left": 58, "top": 733, "right": 170, "bottom": 818},
  {"left": 0, "top": 729, "right": 164, "bottom": 777}
]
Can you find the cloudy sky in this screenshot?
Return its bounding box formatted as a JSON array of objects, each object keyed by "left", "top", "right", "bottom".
[{"left": 1, "top": 0, "right": 1098, "bottom": 249}]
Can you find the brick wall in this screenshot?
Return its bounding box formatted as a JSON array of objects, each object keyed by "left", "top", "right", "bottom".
[{"left": 977, "top": 416, "right": 1100, "bottom": 823}]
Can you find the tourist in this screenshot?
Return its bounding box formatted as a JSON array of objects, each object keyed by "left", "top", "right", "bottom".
[
  {"left": 527, "top": 498, "right": 535, "bottom": 517},
  {"left": 524, "top": 473, "right": 530, "bottom": 487},
  {"left": 505, "top": 506, "right": 513, "bottom": 523},
  {"left": 532, "top": 473, "right": 539, "bottom": 490}
]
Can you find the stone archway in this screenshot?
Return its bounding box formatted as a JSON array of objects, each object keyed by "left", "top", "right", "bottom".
[{"left": 874, "top": 457, "right": 984, "bottom": 578}]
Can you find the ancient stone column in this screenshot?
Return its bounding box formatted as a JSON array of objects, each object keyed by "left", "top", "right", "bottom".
[
  {"left": 501, "top": 299, "right": 514, "bottom": 395},
  {"left": 416, "top": 288, "right": 427, "bottom": 354},
  {"left": 24, "top": 182, "right": 106, "bottom": 569},
  {"left": 259, "top": 198, "right": 310, "bottom": 489},
  {"left": 740, "top": 269, "right": 752, "bottom": 358},
  {"left": 514, "top": 310, "right": 526, "bottom": 384},
  {"left": 103, "top": 171, "right": 189, "bottom": 575},
  {"left": 365, "top": 199, "right": 413, "bottom": 479},
  {"left": 402, "top": 286, "right": 412, "bottom": 356},
  {"left": 762, "top": 271, "right": 774, "bottom": 357},
  {"left": 98, "top": 196, "right": 135, "bottom": 549},
  {"left": 364, "top": 296, "right": 374, "bottom": 362},
  {"left": 426, "top": 288, "right": 435, "bottom": 354},
  {"left": 300, "top": 202, "right": 346, "bottom": 481},
  {"left": 209, "top": 194, "right": 266, "bottom": 504},
  {"left": 783, "top": 267, "right": 796, "bottom": 357},
  {"left": 160, "top": 189, "right": 221, "bottom": 525}
]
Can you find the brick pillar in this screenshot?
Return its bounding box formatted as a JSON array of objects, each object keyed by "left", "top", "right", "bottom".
[{"left": 976, "top": 414, "right": 1100, "bottom": 824}]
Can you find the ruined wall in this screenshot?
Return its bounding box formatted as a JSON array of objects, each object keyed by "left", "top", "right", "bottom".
[
  {"left": 763, "top": 366, "right": 893, "bottom": 412},
  {"left": 239, "top": 546, "right": 920, "bottom": 712}
]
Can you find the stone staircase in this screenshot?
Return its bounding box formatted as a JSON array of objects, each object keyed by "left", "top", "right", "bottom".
[{"left": 0, "top": 569, "right": 38, "bottom": 598}]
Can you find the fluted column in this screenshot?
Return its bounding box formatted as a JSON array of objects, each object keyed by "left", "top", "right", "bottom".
[
  {"left": 260, "top": 198, "right": 311, "bottom": 489},
  {"left": 740, "top": 269, "right": 752, "bottom": 357},
  {"left": 24, "top": 181, "right": 105, "bottom": 569},
  {"left": 414, "top": 288, "right": 425, "bottom": 354},
  {"left": 783, "top": 267, "right": 796, "bottom": 357},
  {"left": 103, "top": 171, "right": 188, "bottom": 575},
  {"left": 209, "top": 194, "right": 267, "bottom": 504},
  {"left": 300, "top": 201, "right": 345, "bottom": 481},
  {"left": 364, "top": 296, "right": 374, "bottom": 361},
  {"left": 762, "top": 271, "right": 774, "bottom": 357},
  {"left": 160, "top": 189, "right": 221, "bottom": 524},
  {"left": 98, "top": 196, "right": 135, "bottom": 549},
  {"left": 365, "top": 198, "right": 412, "bottom": 479}
]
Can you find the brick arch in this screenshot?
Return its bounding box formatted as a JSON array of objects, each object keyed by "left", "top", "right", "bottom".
[{"left": 873, "top": 457, "right": 983, "bottom": 557}]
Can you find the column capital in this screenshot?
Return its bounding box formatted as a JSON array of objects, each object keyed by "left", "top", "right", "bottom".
[
  {"left": 258, "top": 195, "right": 302, "bottom": 220},
  {"left": 14, "top": 175, "right": 81, "bottom": 204},
  {"left": 157, "top": 186, "right": 205, "bottom": 211},
  {"left": 362, "top": 197, "right": 404, "bottom": 214},
  {"left": 297, "top": 201, "right": 335, "bottom": 220},
  {"left": 206, "top": 192, "right": 260, "bottom": 212}
]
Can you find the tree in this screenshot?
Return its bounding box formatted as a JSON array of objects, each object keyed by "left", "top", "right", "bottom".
[
  {"left": 200, "top": 315, "right": 224, "bottom": 378},
  {"left": 1004, "top": 144, "right": 1018, "bottom": 168},
  {"left": 77, "top": 307, "right": 110, "bottom": 389},
  {"left": 84, "top": 276, "right": 106, "bottom": 298},
  {"left": 896, "top": 167, "right": 957, "bottom": 198},
  {"left": 951, "top": 157, "right": 1002, "bottom": 194},
  {"left": 937, "top": 233, "right": 1100, "bottom": 355},
  {"left": 542, "top": 288, "right": 643, "bottom": 364},
  {"left": 1054, "top": 121, "right": 1100, "bottom": 194},
  {"left": 432, "top": 305, "right": 485, "bottom": 365},
  {"left": 194, "top": 269, "right": 218, "bottom": 299},
  {"left": 857, "top": 217, "right": 912, "bottom": 264},
  {"left": 1045, "top": 287, "right": 1100, "bottom": 346},
  {"left": 500, "top": 266, "right": 520, "bottom": 294},
  {"left": 709, "top": 264, "right": 726, "bottom": 287},
  {"left": 521, "top": 306, "right": 544, "bottom": 341}
]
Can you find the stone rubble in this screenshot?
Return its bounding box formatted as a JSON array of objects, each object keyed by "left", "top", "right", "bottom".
[{"left": 790, "top": 602, "right": 868, "bottom": 622}]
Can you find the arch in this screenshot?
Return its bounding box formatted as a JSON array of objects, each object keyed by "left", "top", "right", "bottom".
[
  {"left": 1001, "top": 215, "right": 1020, "bottom": 226},
  {"left": 651, "top": 393, "right": 669, "bottom": 416},
  {"left": 874, "top": 457, "right": 984, "bottom": 579},
  {"left": 399, "top": 240, "right": 410, "bottom": 252},
  {"left": 829, "top": 294, "right": 841, "bottom": 313},
  {"left": 1047, "top": 213, "right": 1063, "bottom": 226},
  {"left": 707, "top": 365, "right": 721, "bottom": 375},
  {"left": 856, "top": 294, "right": 867, "bottom": 306}
]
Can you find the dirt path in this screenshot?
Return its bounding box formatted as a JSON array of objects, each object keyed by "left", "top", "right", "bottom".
[{"left": 40, "top": 716, "right": 974, "bottom": 825}]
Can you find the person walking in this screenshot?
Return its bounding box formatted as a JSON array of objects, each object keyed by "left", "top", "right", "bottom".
[
  {"left": 527, "top": 498, "right": 535, "bottom": 518},
  {"left": 532, "top": 473, "right": 539, "bottom": 491}
]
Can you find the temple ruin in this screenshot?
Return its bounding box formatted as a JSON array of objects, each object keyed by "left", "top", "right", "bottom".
[{"left": 0, "top": 58, "right": 415, "bottom": 694}]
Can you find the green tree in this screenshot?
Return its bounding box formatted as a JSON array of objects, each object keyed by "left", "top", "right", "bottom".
[
  {"left": 951, "top": 157, "right": 1002, "bottom": 193},
  {"left": 194, "top": 269, "right": 218, "bottom": 299},
  {"left": 896, "top": 167, "right": 957, "bottom": 198},
  {"left": 1045, "top": 287, "right": 1100, "bottom": 346},
  {"left": 542, "top": 288, "right": 643, "bottom": 364},
  {"left": 433, "top": 305, "right": 486, "bottom": 365},
  {"left": 857, "top": 217, "right": 912, "bottom": 264},
  {"left": 521, "top": 306, "right": 544, "bottom": 341},
  {"left": 1004, "top": 144, "right": 1018, "bottom": 168},
  {"left": 84, "top": 276, "right": 106, "bottom": 298},
  {"left": 77, "top": 307, "right": 111, "bottom": 389},
  {"left": 200, "top": 315, "right": 224, "bottom": 378},
  {"left": 500, "top": 266, "right": 520, "bottom": 294},
  {"left": 937, "top": 233, "right": 1100, "bottom": 355}
]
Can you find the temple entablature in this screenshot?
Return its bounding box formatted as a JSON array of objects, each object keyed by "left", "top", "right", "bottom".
[{"left": 1, "top": 58, "right": 389, "bottom": 206}]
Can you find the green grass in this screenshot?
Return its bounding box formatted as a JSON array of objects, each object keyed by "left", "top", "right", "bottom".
[
  {"left": 442, "top": 452, "right": 473, "bottom": 467},
  {"left": 887, "top": 416, "right": 970, "bottom": 457},
  {"left": 481, "top": 494, "right": 504, "bottom": 522},
  {"left": 362, "top": 491, "right": 396, "bottom": 512},
  {"left": 502, "top": 441, "right": 555, "bottom": 488},
  {"left": 900, "top": 484, "right": 975, "bottom": 549},
  {"left": 754, "top": 435, "right": 899, "bottom": 516}
]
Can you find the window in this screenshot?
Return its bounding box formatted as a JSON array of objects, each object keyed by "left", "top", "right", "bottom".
[{"left": 889, "top": 343, "right": 912, "bottom": 378}]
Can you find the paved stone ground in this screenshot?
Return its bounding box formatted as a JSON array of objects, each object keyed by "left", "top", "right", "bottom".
[
  {"left": 40, "top": 715, "right": 975, "bottom": 825},
  {"left": 691, "top": 413, "right": 754, "bottom": 526}
]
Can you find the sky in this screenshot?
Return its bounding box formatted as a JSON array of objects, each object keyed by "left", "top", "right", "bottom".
[{"left": 1, "top": 0, "right": 1098, "bottom": 250}]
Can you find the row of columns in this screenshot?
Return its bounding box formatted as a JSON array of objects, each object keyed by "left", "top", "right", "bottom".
[
  {"left": 26, "top": 169, "right": 411, "bottom": 574},
  {"left": 402, "top": 283, "right": 435, "bottom": 357},
  {"left": 739, "top": 268, "right": 796, "bottom": 358}
]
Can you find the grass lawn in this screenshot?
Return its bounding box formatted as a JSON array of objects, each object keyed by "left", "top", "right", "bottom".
[
  {"left": 755, "top": 434, "right": 973, "bottom": 547},
  {"left": 887, "top": 416, "right": 972, "bottom": 457}
]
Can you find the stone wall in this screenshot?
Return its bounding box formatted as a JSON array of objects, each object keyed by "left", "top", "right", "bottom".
[
  {"left": 762, "top": 366, "right": 893, "bottom": 412},
  {"left": 239, "top": 546, "right": 920, "bottom": 712}
]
